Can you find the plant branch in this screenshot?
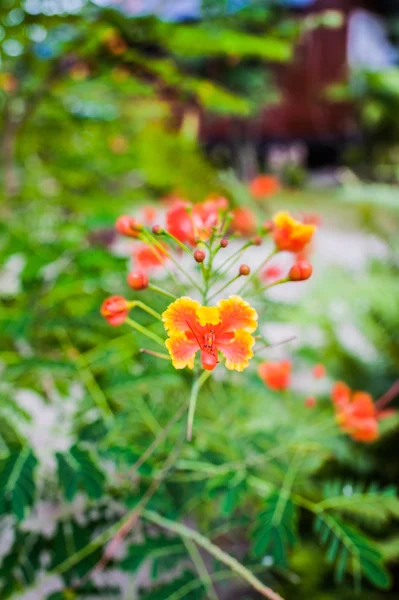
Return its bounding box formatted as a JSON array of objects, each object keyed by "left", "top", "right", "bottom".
[{"left": 142, "top": 509, "right": 285, "bottom": 600}]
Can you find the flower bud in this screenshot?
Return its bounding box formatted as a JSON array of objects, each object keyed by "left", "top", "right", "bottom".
[
  {"left": 101, "top": 296, "right": 130, "bottom": 326},
  {"left": 239, "top": 264, "right": 250, "bottom": 276},
  {"left": 305, "top": 396, "right": 317, "bottom": 408},
  {"left": 194, "top": 249, "right": 206, "bottom": 263},
  {"left": 262, "top": 220, "right": 273, "bottom": 233},
  {"left": 127, "top": 271, "right": 149, "bottom": 291},
  {"left": 252, "top": 236, "right": 262, "bottom": 246},
  {"left": 220, "top": 237, "right": 229, "bottom": 248},
  {"left": 152, "top": 224, "right": 163, "bottom": 235},
  {"left": 289, "top": 260, "right": 313, "bottom": 281},
  {"left": 116, "top": 215, "right": 143, "bottom": 238}
]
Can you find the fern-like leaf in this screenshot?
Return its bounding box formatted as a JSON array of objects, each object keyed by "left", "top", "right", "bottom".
[
  {"left": 320, "top": 480, "right": 399, "bottom": 529},
  {"left": 121, "top": 535, "right": 186, "bottom": 579},
  {"left": 251, "top": 490, "right": 297, "bottom": 565},
  {"left": 56, "top": 444, "right": 105, "bottom": 501},
  {"left": 0, "top": 447, "right": 37, "bottom": 520},
  {"left": 314, "top": 513, "right": 390, "bottom": 589}
]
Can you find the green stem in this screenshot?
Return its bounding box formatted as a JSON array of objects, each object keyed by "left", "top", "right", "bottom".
[
  {"left": 237, "top": 248, "right": 278, "bottom": 294},
  {"left": 163, "top": 231, "right": 193, "bottom": 256},
  {"left": 184, "top": 538, "right": 219, "bottom": 600},
  {"left": 140, "top": 348, "right": 171, "bottom": 360},
  {"left": 187, "top": 370, "right": 212, "bottom": 441},
  {"left": 125, "top": 317, "right": 165, "bottom": 347},
  {"left": 212, "top": 241, "right": 252, "bottom": 280},
  {"left": 208, "top": 274, "right": 241, "bottom": 302},
  {"left": 248, "top": 277, "right": 290, "bottom": 298},
  {"left": 129, "top": 300, "right": 162, "bottom": 321},
  {"left": 148, "top": 284, "right": 177, "bottom": 300},
  {"left": 142, "top": 509, "right": 285, "bottom": 600}
]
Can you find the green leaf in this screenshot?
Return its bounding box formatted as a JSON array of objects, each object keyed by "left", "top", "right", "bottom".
[
  {"left": 314, "top": 513, "right": 391, "bottom": 589},
  {"left": 0, "top": 447, "right": 37, "bottom": 521},
  {"left": 0, "top": 531, "right": 45, "bottom": 598},
  {"left": 56, "top": 444, "right": 105, "bottom": 501},
  {"left": 121, "top": 535, "right": 186, "bottom": 577},
  {"left": 251, "top": 490, "right": 297, "bottom": 565},
  {"left": 139, "top": 570, "right": 201, "bottom": 600},
  {"left": 319, "top": 480, "right": 399, "bottom": 529}
]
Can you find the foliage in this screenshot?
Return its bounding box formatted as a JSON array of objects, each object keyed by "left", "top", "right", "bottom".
[{"left": 1, "top": 2, "right": 399, "bottom": 599}]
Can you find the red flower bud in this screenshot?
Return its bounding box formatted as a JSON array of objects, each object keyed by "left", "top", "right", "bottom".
[
  {"left": 115, "top": 215, "right": 143, "bottom": 238},
  {"left": 289, "top": 260, "right": 313, "bottom": 281},
  {"left": 305, "top": 396, "right": 317, "bottom": 408},
  {"left": 100, "top": 296, "right": 130, "bottom": 326},
  {"left": 152, "top": 224, "right": 163, "bottom": 235},
  {"left": 262, "top": 220, "right": 274, "bottom": 233},
  {"left": 252, "top": 236, "right": 262, "bottom": 246},
  {"left": 127, "top": 271, "right": 149, "bottom": 291},
  {"left": 239, "top": 264, "right": 250, "bottom": 276},
  {"left": 220, "top": 237, "right": 229, "bottom": 248},
  {"left": 194, "top": 249, "right": 206, "bottom": 263}
]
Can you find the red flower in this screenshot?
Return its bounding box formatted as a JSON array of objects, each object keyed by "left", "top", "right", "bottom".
[
  {"left": 261, "top": 265, "right": 284, "bottom": 284},
  {"left": 336, "top": 391, "right": 379, "bottom": 443},
  {"left": 166, "top": 197, "right": 228, "bottom": 246},
  {"left": 101, "top": 296, "right": 130, "bottom": 326},
  {"left": 331, "top": 383, "right": 379, "bottom": 443},
  {"left": 250, "top": 175, "right": 280, "bottom": 199},
  {"left": 258, "top": 360, "right": 292, "bottom": 391},
  {"left": 230, "top": 207, "right": 257, "bottom": 237},
  {"left": 331, "top": 381, "right": 351, "bottom": 409},
  {"left": 132, "top": 243, "right": 169, "bottom": 271},
  {"left": 312, "top": 364, "right": 326, "bottom": 379}
]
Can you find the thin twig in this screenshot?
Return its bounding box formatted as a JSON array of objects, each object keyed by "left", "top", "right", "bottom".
[{"left": 142, "top": 509, "right": 285, "bottom": 600}]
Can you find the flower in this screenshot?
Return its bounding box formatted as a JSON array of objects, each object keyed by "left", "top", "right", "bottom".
[
  {"left": 331, "top": 381, "right": 351, "bottom": 409},
  {"left": 249, "top": 175, "right": 280, "bottom": 199},
  {"left": 162, "top": 295, "right": 257, "bottom": 371},
  {"left": 101, "top": 296, "right": 130, "bottom": 326},
  {"left": 272, "top": 211, "right": 316, "bottom": 253},
  {"left": 258, "top": 360, "right": 291, "bottom": 391},
  {"left": 335, "top": 391, "right": 379, "bottom": 443},
  {"left": 261, "top": 265, "right": 283, "bottom": 284},
  {"left": 312, "top": 364, "right": 326, "bottom": 379},
  {"left": 230, "top": 207, "right": 257, "bottom": 237},
  {"left": 132, "top": 243, "right": 169, "bottom": 271},
  {"left": 166, "top": 197, "right": 228, "bottom": 246}
]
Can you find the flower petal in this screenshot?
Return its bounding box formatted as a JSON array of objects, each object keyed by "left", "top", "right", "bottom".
[
  {"left": 165, "top": 334, "right": 198, "bottom": 369},
  {"left": 162, "top": 297, "right": 201, "bottom": 335},
  {"left": 217, "top": 296, "right": 258, "bottom": 333},
  {"left": 218, "top": 329, "right": 255, "bottom": 372},
  {"left": 196, "top": 306, "right": 220, "bottom": 326},
  {"left": 272, "top": 211, "right": 315, "bottom": 253}
]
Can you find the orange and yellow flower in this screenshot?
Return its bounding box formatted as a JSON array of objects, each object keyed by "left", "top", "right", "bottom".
[
  {"left": 272, "top": 211, "right": 316, "bottom": 253},
  {"left": 162, "top": 295, "right": 257, "bottom": 371}
]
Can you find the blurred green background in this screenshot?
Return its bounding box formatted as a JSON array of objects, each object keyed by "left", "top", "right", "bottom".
[{"left": 1, "top": 1, "right": 399, "bottom": 599}]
